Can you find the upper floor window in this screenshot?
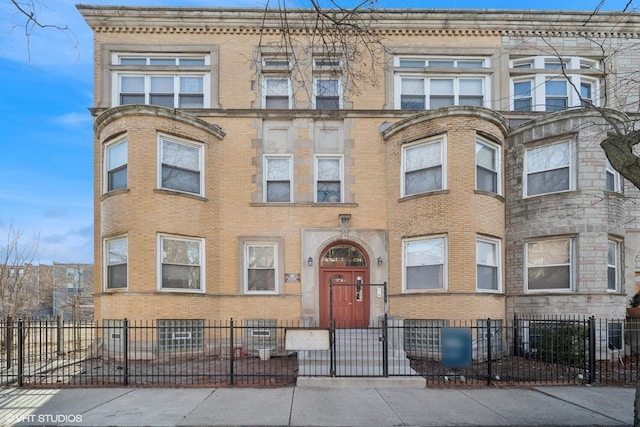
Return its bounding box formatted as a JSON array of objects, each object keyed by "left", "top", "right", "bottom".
[
  {"left": 526, "top": 238, "right": 572, "bottom": 292},
  {"left": 105, "top": 237, "right": 127, "bottom": 290},
  {"left": 404, "top": 236, "right": 447, "bottom": 292},
  {"left": 510, "top": 56, "right": 601, "bottom": 112},
  {"left": 476, "top": 139, "right": 500, "bottom": 194},
  {"left": 524, "top": 140, "right": 573, "bottom": 197},
  {"left": 265, "top": 156, "right": 292, "bottom": 203},
  {"left": 158, "top": 135, "right": 203, "bottom": 196},
  {"left": 394, "top": 56, "right": 490, "bottom": 110},
  {"left": 245, "top": 243, "right": 277, "bottom": 293},
  {"left": 608, "top": 239, "right": 621, "bottom": 291},
  {"left": 105, "top": 139, "right": 127, "bottom": 192},
  {"left": 113, "top": 54, "right": 209, "bottom": 108},
  {"left": 402, "top": 137, "right": 445, "bottom": 197},
  {"left": 606, "top": 158, "right": 622, "bottom": 192},
  {"left": 314, "top": 78, "right": 341, "bottom": 109},
  {"left": 477, "top": 238, "right": 501, "bottom": 292},
  {"left": 263, "top": 78, "right": 291, "bottom": 109},
  {"left": 398, "top": 77, "right": 486, "bottom": 110},
  {"left": 313, "top": 56, "right": 343, "bottom": 110},
  {"left": 159, "top": 235, "right": 204, "bottom": 292},
  {"left": 315, "top": 156, "right": 343, "bottom": 203}
]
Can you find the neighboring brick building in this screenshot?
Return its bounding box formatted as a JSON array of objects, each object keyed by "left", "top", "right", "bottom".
[
  {"left": 78, "top": 6, "right": 640, "bottom": 338},
  {"left": 52, "top": 263, "right": 94, "bottom": 321}
]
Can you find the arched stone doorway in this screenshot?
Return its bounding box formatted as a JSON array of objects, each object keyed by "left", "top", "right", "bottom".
[{"left": 319, "top": 243, "right": 370, "bottom": 328}]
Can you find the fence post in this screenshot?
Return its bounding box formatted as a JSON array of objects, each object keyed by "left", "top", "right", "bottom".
[
  {"left": 487, "top": 318, "right": 492, "bottom": 386},
  {"left": 513, "top": 313, "right": 519, "bottom": 357},
  {"left": 6, "top": 316, "right": 12, "bottom": 369},
  {"left": 229, "top": 318, "right": 235, "bottom": 385},
  {"left": 57, "top": 315, "right": 63, "bottom": 356},
  {"left": 123, "top": 318, "right": 129, "bottom": 386},
  {"left": 588, "top": 316, "right": 596, "bottom": 385},
  {"left": 17, "top": 319, "right": 24, "bottom": 387},
  {"left": 382, "top": 314, "right": 389, "bottom": 378}
]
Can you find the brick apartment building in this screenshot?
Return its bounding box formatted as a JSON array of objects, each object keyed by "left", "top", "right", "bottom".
[{"left": 78, "top": 6, "right": 640, "bottom": 339}]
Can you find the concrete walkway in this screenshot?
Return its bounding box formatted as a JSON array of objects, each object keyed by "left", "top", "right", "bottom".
[{"left": 0, "top": 383, "right": 634, "bottom": 426}]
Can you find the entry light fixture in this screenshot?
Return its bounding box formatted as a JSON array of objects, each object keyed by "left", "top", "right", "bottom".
[
  {"left": 307, "top": 257, "right": 313, "bottom": 267},
  {"left": 377, "top": 256, "right": 383, "bottom": 265}
]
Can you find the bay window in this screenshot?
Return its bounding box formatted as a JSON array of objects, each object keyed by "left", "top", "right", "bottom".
[
  {"left": 510, "top": 56, "right": 601, "bottom": 112},
  {"left": 404, "top": 236, "right": 446, "bottom": 291},
  {"left": 476, "top": 139, "right": 500, "bottom": 194},
  {"left": 402, "top": 137, "right": 445, "bottom": 197},
  {"left": 106, "top": 139, "right": 127, "bottom": 192},
  {"left": 159, "top": 135, "right": 204, "bottom": 196},
  {"left": 159, "top": 235, "right": 203, "bottom": 292},
  {"left": 105, "top": 237, "right": 127, "bottom": 290},
  {"left": 524, "top": 140, "right": 573, "bottom": 197},
  {"left": 526, "top": 238, "right": 572, "bottom": 291}
]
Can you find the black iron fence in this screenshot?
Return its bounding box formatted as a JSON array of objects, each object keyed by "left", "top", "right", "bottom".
[{"left": 1, "top": 315, "right": 638, "bottom": 387}]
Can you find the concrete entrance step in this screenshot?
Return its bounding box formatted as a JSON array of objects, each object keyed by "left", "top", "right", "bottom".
[{"left": 298, "top": 359, "right": 417, "bottom": 376}]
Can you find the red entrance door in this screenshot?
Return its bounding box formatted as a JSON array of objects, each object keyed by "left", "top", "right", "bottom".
[{"left": 320, "top": 269, "right": 370, "bottom": 328}]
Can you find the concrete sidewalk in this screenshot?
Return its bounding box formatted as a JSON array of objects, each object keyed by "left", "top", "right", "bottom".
[{"left": 0, "top": 383, "right": 634, "bottom": 426}]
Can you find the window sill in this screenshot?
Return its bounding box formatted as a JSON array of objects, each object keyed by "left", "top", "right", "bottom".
[
  {"left": 523, "top": 189, "right": 577, "bottom": 200},
  {"left": 250, "top": 202, "right": 358, "bottom": 207},
  {"left": 157, "top": 288, "right": 205, "bottom": 294}
]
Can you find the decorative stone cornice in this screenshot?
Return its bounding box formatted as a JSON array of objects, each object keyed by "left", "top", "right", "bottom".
[
  {"left": 380, "top": 106, "right": 510, "bottom": 141},
  {"left": 94, "top": 104, "right": 226, "bottom": 139},
  {"left": 77, "top": 5, "right": 640, "bottom": 38},
  {"left": 508, "top": 107, "right": 630, "bottom": 136}
]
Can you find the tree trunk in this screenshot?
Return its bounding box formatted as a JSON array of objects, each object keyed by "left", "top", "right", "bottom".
[{"left": 601, "top": 130, "right": 640, "bottom": 189}]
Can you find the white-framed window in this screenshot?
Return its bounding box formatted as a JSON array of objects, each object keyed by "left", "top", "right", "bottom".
[
  {"left": 396, "top": 76, "right": 487, "bottom": 110},
  {"left": 510, "top": 56, "right": 601, "bottom": 112},
  {"left": 608, "top": 238, "right": 621, "bottom": 291},
  {"left": 606, "top": 158, "right": 622, "bottom": 192},
  {"left": 159, "top": 235, "right": 204, "bottom": 292},
  {"left": 393, "top": 56, "right": 490, "bottom": 110},
  {"left": 402, "top": 137, "right": 446, "bottom": 197},
  {"left": 315, "top": 156, "right": 343, "bottom": 203},
  {"left": 105, "top": 237, "right": 127, "bottom": 290},
  {"left": 158, "top": 135, "right": 204, "bottom": 196},
  {"left": 245, "top": 243, "right": 277, "bottom": 294},
  {"left": 403, "top": 236, "right": 447, "bottom": 292},
  {"left": 476, "top": 139, "right": 500, "bottom": 194},
  {"left": 526, "top": 238, "right": 572, "bottom": 292},
  {"left": 314, "top": 78, "right": 341, "bottom": 110},
  {"left": 263, "top": 77, "right": 291, "bottom": 109},
  {"left": 112, "top": 54, "right": 209, "bottom": 108},
  {"left": 477, "top": 237, "right": 500, "bottom": 292},
  {"left": 524, "top": 140, "right": 573, "bottom": 197},
  {"left": 105, "top": 139, "right": 127, "bottom": 192},
  {"left": 396, "top": 57, "right": 488, "bottom": 69},
  {"left": 265, "top": 156, "right": 292, "bottom": 203}
]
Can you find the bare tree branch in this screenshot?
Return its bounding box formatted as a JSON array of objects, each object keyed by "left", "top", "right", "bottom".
[{"left": 9, "top": 0, "right": 76, "bottom": 61}]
